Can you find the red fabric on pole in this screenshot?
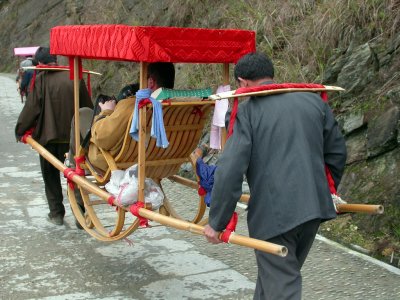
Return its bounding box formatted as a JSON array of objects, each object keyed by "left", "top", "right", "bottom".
[
  {"left": 130, "top": 201, "right": 149, "bottom": 227},
  {"left": 50, "top": 25, "right": 256, "bottom": 63},
  {"left": 21, "top": 128, "right": 35, "bottom": 144},
  {"left": 220, "top": 212, "right": 238, "bottom": 243},
  {"left": 138, "top": 98, "right": 152, "bottom": 109},
  {"left": 68, "top": 57, "right": 75, "bottom": 80},
  {"left": 63, "top": 168, "right": 76, "bottom": 189},
  {"left": 29, "top": 70, "right": 36, "bottom": 92},
  {"left": 234, "top": 83, "right": 327, "bottom": 95},
  {"left": 227, "top": 97, "right": 239, "bottom": 139},
  {"left": 74, "top": 156, "right": 86, "bottom": 176},
  {"left": 197, "top": 186, "right": 206, "bottom": 196},
  {"left": 324, "top": 165, "right": 337, "bottom": 195},
  {"left": 108, "top": 195, "right": 115, "bottom": 206}
]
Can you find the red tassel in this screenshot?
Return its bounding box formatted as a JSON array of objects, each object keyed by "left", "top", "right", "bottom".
[
  {"left": 130, "top": 202, "right": 149, "bottom": 227},
  {"left": 227, "top": 97, "right": 239, "bottom": 139},
  {"left": 220, "top": 212, "right": 238, "bottom": 243},
  {"left": 29, "top": 70, "right": 37, "bottom": 92}
]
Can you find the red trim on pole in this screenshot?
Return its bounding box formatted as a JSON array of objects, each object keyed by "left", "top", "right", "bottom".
[
  {"left": 130, "top": 202, "right": 149, "bottom": 227},
  {"left": 107, "top": 195, "right": 115, "bottom": 206},
  {"left": 74, "top": 156, "right": 86, "bottom": 176},
  {"left": 21, "top": 128, "right": 35, "bottom": 144},
  {"left": 29, "top": 70, "right": 37, "bottom": 92},
  {"left": 63, "top": 168, "right": 76, "bottom": 189},
  {"left": 220, "top": 212, "right": 238, "bottom": 243}
]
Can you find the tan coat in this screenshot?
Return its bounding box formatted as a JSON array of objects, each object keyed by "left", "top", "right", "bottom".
[{"left": 88, "top": 97, "right": 135, "bottom": 171}]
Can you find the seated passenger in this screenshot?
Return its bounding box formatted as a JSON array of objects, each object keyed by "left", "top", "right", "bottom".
[{"left": 88, "top": 62, "right": 175, "bottom": 171}]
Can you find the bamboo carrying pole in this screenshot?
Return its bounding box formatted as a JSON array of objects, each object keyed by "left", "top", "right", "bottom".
[
  {"left": 138, "top": 207, "right": 288, "bottom": 257},
  {"left": 239, "top": 194, "right": 384, "bottom": 214},
  {"left": 336, "top": 204, "right": 384, "bottom": 214},
  {"left": 209, "top": 86, "right": 345, "bottom": 100},
  {"left": 24, "top": 136, "right": 288, "bottom": 256},
  {"left": 23, "top": 66, "right": 102, "bottom": 75}
]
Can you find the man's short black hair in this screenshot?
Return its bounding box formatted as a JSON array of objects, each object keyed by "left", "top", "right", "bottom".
[
  {"left": 234, "top": 52, "right": 274, "bottom": 81},
  {"left": 34, "top": 47, "right": 57, "bottom": 65},
  {"left": 148, "top": 62, "right": 175, "bottom": 89}
]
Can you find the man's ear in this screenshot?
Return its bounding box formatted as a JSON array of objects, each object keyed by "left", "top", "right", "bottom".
[
  {"left": 237, "top": 77, "right": 247, "bottom": 88},
  {"left": 147, "top": 77, "right": 155, "bottom": 90}
]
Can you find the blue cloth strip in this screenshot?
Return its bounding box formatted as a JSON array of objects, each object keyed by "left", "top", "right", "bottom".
[
  {"left": 196, "top": 158, "right": 217, "bottom": 207},
  {"left": 129, "top": 88, "right": 169, "bottom": 148}
]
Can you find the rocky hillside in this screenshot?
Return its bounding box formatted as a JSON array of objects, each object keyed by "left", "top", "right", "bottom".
[{"left": 1, "top": 0, "right": 399, "bottom": 266}]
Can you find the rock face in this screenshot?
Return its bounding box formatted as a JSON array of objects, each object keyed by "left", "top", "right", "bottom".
[{"left": 323, "top": 33, "right": 400, "bottom": 254}]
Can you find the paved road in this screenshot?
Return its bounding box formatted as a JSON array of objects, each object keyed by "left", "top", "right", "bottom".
[{"left": 0, "top": 73, "right": 399, "bottom": 300}]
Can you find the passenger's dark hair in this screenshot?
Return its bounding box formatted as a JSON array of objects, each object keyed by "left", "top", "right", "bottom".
[
  {"left": 117, "top": 83, "right": 140, "bottom": 101},
  {"left": 234, "top": 52, "right": 274, "bottom": 81},
  {"left": 34, "top": 47, "right": 57, "bottom": 65},
  {"left": 148, "top": 62, "right": 175, "bottom": 89}
]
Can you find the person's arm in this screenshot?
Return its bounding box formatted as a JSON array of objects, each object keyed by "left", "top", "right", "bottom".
[
  {"left": 20, "top": 71, "right": 32, "bottom": 92},
  {"left": 15, "top": 74, "right": 42, "bottom": 141},
  {"left": 91, "top": 100, "right": 130, "bottom": 150},
  {"left": 208, "top": 103, "right": 252, "bottom": 232},
  {"left": 323, "top": 103, "right": 347, "bottom": 187}
]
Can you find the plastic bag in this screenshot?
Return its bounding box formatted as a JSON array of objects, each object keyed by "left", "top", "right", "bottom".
[{"left": 105, "top": 165, "right": 164, "bottom": 210}]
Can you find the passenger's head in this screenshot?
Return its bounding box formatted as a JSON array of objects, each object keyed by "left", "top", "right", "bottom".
[
  {"left": 117, "top": 83, "right": 140, "bottom": 101},
  {"left": 147, "top": 62, "right": 175, "bottom": 90},
  {"left": 34, "top": 47, "right": 57, "bottom": 65},
  {"left": 234, "top": 52, "right": 274, "bottom": 87},
  {"left": 20, "top": 59, "right": 33, "bottom": 68}
]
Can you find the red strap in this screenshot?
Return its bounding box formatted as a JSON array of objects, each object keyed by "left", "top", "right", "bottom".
[
  {"left": 21, "top": 128, "right": 35, "bottom": 144},
  {"left": 68, "top": 57, "right": 83, "bottom": 80},
  {"left": 234, "top": 83, "right": 326, "bottom": 94},
  {"left": 162, "top": 100, "right": 172, "bottom": 105},
  {"left": 29, "top": 70, "right": 36, "bottom": 92},
  {"left": 74, "top": 156, "right": 86, "bottom": 176},
  {"left": 138, "top": 98, "right": 152, "bottom": 109},
  {"left": 130, "top": 202, "right": 149, "bottom": 227},
  {"left": 227, "top": 97, "right": 239, "bottom": 139},
  {"left": 325, "top": 165, "right": 337, "bottom": 195},
  {"left": 63, "top": 168, "right": 76, "bottom": 189},
  {"left": 198, "top": 186, "right": 207, "bottom": 196},
  {"left": 220, "top": 212, "right": 238, "bottom": 243},
  {"left": 108, "top": 195, "right": 115, "bottom": 206},
  {"left": 320, "top": 91, "right": 328, "bottom": 102}
]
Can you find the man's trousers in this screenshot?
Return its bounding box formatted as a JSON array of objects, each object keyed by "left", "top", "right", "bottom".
[{"left": 253, "top": 218, "right": 321, "bottom": 300}]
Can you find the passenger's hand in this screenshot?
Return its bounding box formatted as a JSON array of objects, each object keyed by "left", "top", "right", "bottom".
[
  {"left": 204, "top": 224, "right": 222, "bottom": 244},
  {"left": 99, "top": 100, "right": 116, "bottom": 111}
]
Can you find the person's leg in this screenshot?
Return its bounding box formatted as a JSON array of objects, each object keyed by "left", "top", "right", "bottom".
[
  {"left": 254, "top": 236, "right": 301, "bottom": 300},
  {"left": 253, "top": 256, "right": 266, "bottom": 300},
  {"left": 254, "top": 219, "right": 321, "bottom": 300},
  {"left": 296, "top": 218, "right": 321, "bottom": 268},
  {"left": 39, "top": 144, "right": 66, "bottom": 223}
]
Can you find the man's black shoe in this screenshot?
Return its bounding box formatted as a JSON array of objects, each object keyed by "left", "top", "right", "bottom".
[{"left": 47, "top": 213, "right": 64, "bottom": 226}]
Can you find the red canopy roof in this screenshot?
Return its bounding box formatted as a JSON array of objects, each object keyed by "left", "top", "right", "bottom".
[{"left": 50, "top": 25, "right": 256, "bottom": 63}]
